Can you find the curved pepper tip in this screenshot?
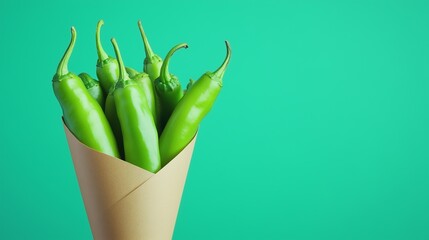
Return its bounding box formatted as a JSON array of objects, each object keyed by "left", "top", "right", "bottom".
[
  {"left": 70, "top": 26, "right": 77, "bottom": 38},
  {"left": 159, "top": 43, "right": 189, "bottom": 83},
  {"left": 110, "top": 37, "right": 128, "bottom": 82},
  {"left": 96, "top": 19, "right": 109, "bottom": 61},
  {"left": 110, "top": 38, "right": 118, "bottom": 53},
  {"left": 97, "top": 19, "right": 104, "bottom": 27},
  {"left": 138, "top": 20, "right": 156, "bottom": 59},
  {"left": 225, "top": 40, "right": 230, "bottom": 51},
  {"left": 55, "top": 26, "right": 77, "bottom": 77},
  {"left": 213, "top": 41, "right": 231, "bottom": 80}
]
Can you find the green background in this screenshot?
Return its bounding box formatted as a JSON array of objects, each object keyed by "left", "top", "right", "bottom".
[{"left": 1, "top": 0, "right": 428, "bottom": 239}]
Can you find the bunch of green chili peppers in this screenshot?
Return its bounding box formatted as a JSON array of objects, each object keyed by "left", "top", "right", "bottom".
[{"left": 52, "top": 20, "right": 231, "bottom": 173}]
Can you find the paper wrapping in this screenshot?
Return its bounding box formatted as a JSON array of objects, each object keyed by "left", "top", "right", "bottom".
[{"left": 63, "top": 123, "right": 196, "bottom": 240}]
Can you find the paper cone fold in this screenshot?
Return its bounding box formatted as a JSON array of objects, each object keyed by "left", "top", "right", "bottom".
[{"left": 63, "top": 123, "right": 196, "bottom": 240}]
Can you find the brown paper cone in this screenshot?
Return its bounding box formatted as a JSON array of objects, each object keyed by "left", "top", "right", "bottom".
[{"left": 63, "top": 122, "right": 196, "bottom": 240}]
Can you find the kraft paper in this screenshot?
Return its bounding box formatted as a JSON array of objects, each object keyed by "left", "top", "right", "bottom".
[{"left": 63, "top": 123, "right": 196, "bottom": 240}]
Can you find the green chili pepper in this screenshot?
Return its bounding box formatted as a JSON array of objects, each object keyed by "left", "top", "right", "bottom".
[
  {"left": 53, "top": 27, "right": 119, "bottom": 158},
  {"left": 126, "top": 65, "right": 157, "bottom": 121},
  {"left": 110, "top": 38, "right": 161, "bottom": 172},
  {"left": 138, "top": 20, "right": 163, "bottom": 81},
  {"left": 104, "top": 70, "right": 157, "bottom": 160},
  {"left": 104, "top": 91, "right": 124, "bottom": 159},
  {"left": 105, "top": 69, "right": 157, "bottom": 160},
  {"left": 159, "top": 41, "right": 231, "bottom": 166},
  {"left": 78, "top": 73, "right": 105, "bottom": 109},
  {"left": 154, "top": 43, "right": 188, "bottom": 133},
  {"left": 125, "top": 67, "right": 156, "bottom": 116},
  {"left": 132, "top": 72, "right": 157, "bottom": 124},
  {"left": 96, "top": 20, "right": 119, "bottom": 94},
  {"left": 125, "top": 67, "right": 140, "bottom": 79}
]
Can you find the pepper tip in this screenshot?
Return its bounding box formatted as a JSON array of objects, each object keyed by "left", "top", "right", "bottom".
[
  {"left": 212, "top": 40, "right": 231, "bottom": 79},
  {"left": 225, "top": 40, "right": 230, "bottom": 51},
  {"left": 71, "top": 26, "right": 76, "bottom": 36}
]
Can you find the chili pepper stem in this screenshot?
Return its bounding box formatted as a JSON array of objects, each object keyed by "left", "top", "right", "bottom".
[
  {"left": 160, "top": 43, "right": 188, "bottom": 83},
  {"left": 96, "top": 20, "right": 109, "bottom": 61},
  {"left": 111, "top": 38, "right": 130, "bottom": 81},
  {"left": 213, "top": 41, "right": 231, "bottom": 80},
  {"left": 138, "top": 20, "right": 155, "bottom": 59},
  {"left": 56, "top": 27, "right": 76, "bottom": 76}
]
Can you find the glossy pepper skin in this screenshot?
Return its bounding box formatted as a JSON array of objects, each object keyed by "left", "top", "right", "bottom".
[
  {"left": 154, "top": 43, "right": 188, "bottom": 133},
  {"left": 132, "top": 72, "right": 157, "bottom": 124},
  {"left": 104, "top": 70, "right": 143, "bottom": 159},
  {"left": 96, "top": 20, "right": 119, "bottom": 94},
  {"left": 111, "top": 38, "right": 161, "bottom": 172},
  {"left": 53, "top": 27, "right": 119, "bottom": 158},
  {"left": 78, "top": 73, "right": 105, "bottom": 109},
  {"left": 104, "top": 91, "right": 124, "bottom": 159},
  {"left": 125, "top": 67, "right": 156, "bottom": 117},
  {"left": 105, "top": 68, "right": 157, "bottom": 160},
  {"left": 159, "top": 41, "right": 231, "bottom": 166},
  {"left": 138, "top": 20, "right": 163, "bottom": 81}
]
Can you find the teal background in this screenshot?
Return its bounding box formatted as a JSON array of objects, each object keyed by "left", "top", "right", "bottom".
[{"left": 1, "top": 0, "right": 428, "bottom": 239}]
